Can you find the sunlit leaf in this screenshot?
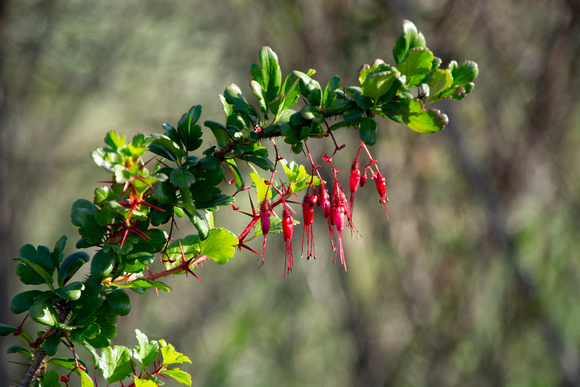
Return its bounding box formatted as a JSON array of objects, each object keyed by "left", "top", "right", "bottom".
[{"left": 199, "top": 228, "right": 238, "bottom": 264}]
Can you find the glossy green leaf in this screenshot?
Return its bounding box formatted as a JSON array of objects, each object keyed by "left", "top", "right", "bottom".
[
  {"left": 43, "top": 332, "right": 62, "bottom": 356},
  {"left": 29, "top": 299, "right": 59, "bottom": 327},
  {"left": 401, "top": 99, "right": 448, "bottom": 133},
  {"left": 199, "top": 228, "right": 238, "bottom": 264},
  {"left": 225, "top": 158, "right": 245, "bottom": 192},
  {"left": 133, "top": 329, "right": 159, "bottom": 368},
  {"left": 323, "top": 75, "right": 340, "bottom": 108},
  {"left": 104, "top": 287, "right": 131, "bottom": 316},
  {"left": 54, "top": 281, "right": 84, "bottom": 301},
  {"left": 359, "top": 117, "right": 378, "bottom": 145},
  {"left": 162, "top": 368, "right": 192, "bottom": 386},
  {"left": 251, "top": 46, "right": 282, "bottom": 105},
  {"left": 393, "top": 19, "right": 426, "bottom": 64},
  {"left": 397, "top": 48, "right": 433, "bottom": 87},
  {"left": 58, "top": 251, "right": 90, "bottom": 287},
  {"left": 53, "top": 235, "right": 67, "bottom": 259},
  {"left": 449, "top": 60, "right": 479, "bottom": 87},
  {"left": 293, "top": 70, "right": 322, "bottom": 107},
  {"left": 224, "top": 83, "right": 259, "bottom": 118},
  {"left": 301, "top": 104, "right": 325, "bottom": 124},
  {"left": 0, "top": 323, "right": 19, "bottom": 336},
  {"left": 149, "top": 135, "right": 186, "bottom": 162},
  {"left": 204, "top": 120, "right": 230, "bottom": 147},
  {"left": 99, "top": 345, "right": 133, "bottom": 384},
  {"left": 192, "top": 211, "right": 210, "bottom": 240},
  {"left": 91, "top": 249, "right": 117, "bottom": 279},
  {"left": 362, "top": 71, "right": 399, "bottom": 102},
  {"left": 177, "top": 105, "right": 203, "bottom": 151},
  {"left": 244, "top": 155, "right": 275, "bottom": 171},
  {"left": 7, "top": 345, "right": 33, "bottom": 357},
  {"left": 11, "top": 290, "right": 44, "bottom": 314}
]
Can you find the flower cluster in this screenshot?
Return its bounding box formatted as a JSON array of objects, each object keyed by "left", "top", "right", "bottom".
[{"left": 237, "top": 139, "right": 389, "bottom": 275}]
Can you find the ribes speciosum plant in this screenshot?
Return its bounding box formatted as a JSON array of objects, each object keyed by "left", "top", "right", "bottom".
[{"left": 1, "top": 20, "right": 478, "bottom": 386}]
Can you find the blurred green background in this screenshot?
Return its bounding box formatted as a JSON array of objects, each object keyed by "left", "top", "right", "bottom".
[{"left": 1, "top": 0, "right": 580, "bottom": 386}]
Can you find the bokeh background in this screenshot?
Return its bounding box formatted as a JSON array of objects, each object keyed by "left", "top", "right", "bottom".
[{"left": 1, "top": 0, "right": 580, "bottom": 386}]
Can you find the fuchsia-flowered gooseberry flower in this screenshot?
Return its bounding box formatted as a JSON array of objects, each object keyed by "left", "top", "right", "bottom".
[
  {"left": 301, "top": 191, "right": 317, "bottom": 260},
  {"left": 282, "top": 205, "right": 294, "bottom": 276},
  {"left": 259, "top": 199, "right": 271, "bottom": 263},
  {"left": 331, "top": 183, "right": 349, "bottom": 271},
  {"left": 349, "top": 159, "right": 360, "bottom": 222},
  {"left": 373, "top": 171, "right": 389, "bottom": 220}
]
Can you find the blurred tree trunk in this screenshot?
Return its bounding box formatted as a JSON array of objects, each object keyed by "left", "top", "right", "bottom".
[{"left": 0, "top": 0, "right": 13, "bottom": 384}]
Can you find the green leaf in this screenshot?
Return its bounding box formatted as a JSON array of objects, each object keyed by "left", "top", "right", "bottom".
[
  {"left": 71, "top": 199, "right": 106, "bottom": 246},
  {"left": 78, "top": 369, "right": 95, "bottom": 387},
  {"left": 251, "top": 46, "right": 282, "bottom": 105},
  {"left": 225, "top": 158, "right": 245, "bottom": 192},
  {"left": 428, "top": 68, "right": 453, "bottom": 98},
  {"left": 401, "top": 99, "right": 448, "bottom": 133},
  {"left": 133, "top": 329, "right": 159, "bottom": 368},
  {"left": 449, "top": 60, "right": 479, "bottom": 87},
  {"left": 113, "top": 279, "right": 171, "bottom": 293},
  {"left": 134, "top": 377, "right": 159, "bottom": 387},
  {"left": 362, "top": 70, "right": 399, "bottom": 102},
  {"left": 91, "top": 249, "right": 117, "bottom": 280},
  {"left": 13, "top": 257, "right": 54, "bottom": 288},
  {"left": 224, "top": 83, "right": 259, "bottom": 118},
  {"left": 359, "top": 117, "right": 378, "bottom": 145},
  {"left": 177, "top": 105, "right": 204, "bottom": 151},
  {"left": 160, "top": 340, "right": 192, "bottom": 365},
  {"left": 149, "top": 135, "right": 186, "bottom": 163},
  {"left": 38, "top": 369, "right": 60, "bottom": 387},
  {"left": 293, "top": 70, "right": 322, "bottom": 107},
  {"left": 397, "top": 48, "right": 433, "bottom": 87},
  {"left": 103, "top": 287, "right": 131, "bottom": 316},
  {"left": 7, "top": 345, "right": 33, "bottom": 357},
  {"left": 323, "top": 75, "right": 340, "bottom": 108},
  {"left": 48, "top": 357, "right": 88, "bottom": 370},
  {"left": 0, "top": 323, "right": 19, "bottom": 336},
  {"left": 244, "top": 155, "right": 275, "bottom": 171},
  {"left": 11, "top": 290, "right": 44, "bottom": 314},
  {"left": 165, "top": 235, "right": 201, "bottom": 268},
  {"left": 29, "top": 299, "right": 59, "bottom": 327},
  {"left": 393, "top": 19, "right": 426, "bottom": 65},
  {"left": 99, "top": 345, "right": 133, "bottom": 384},
  {"left": 14, "top": 244, "right": 55, "bottom": 286},
  {"left": 53, "top": 235, "right": 67, "bottom": 259},
  {"left": 43, "top": 332, "right": 62, "bottom": 356},
  {"left": 58, "top": 251, "right": 90, "bottom": 287},
  {"left": 199, "top": 228, "right": 238, "bottom": 264},
  {"left": 250, "top": 166, "right": 273, "bottom": 203},
  {"left": 280, "top": 159, "right": 321, "bottom": 193},
  {"left": 204, "top": 120, "right": 230, "bottom": 147},
  {"left": 162, "top": 368, "right": 192, "bottom": 386},
  {"left": 54, "top": 281, "right": 84, "bottom": 301},
  {"left": 170, "top": 168, "right": 195, "bottom": 189}
]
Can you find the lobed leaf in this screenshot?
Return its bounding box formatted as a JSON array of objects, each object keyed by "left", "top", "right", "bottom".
[{"left": 199, "top": 228, "right": 238, "bottom": 264}]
